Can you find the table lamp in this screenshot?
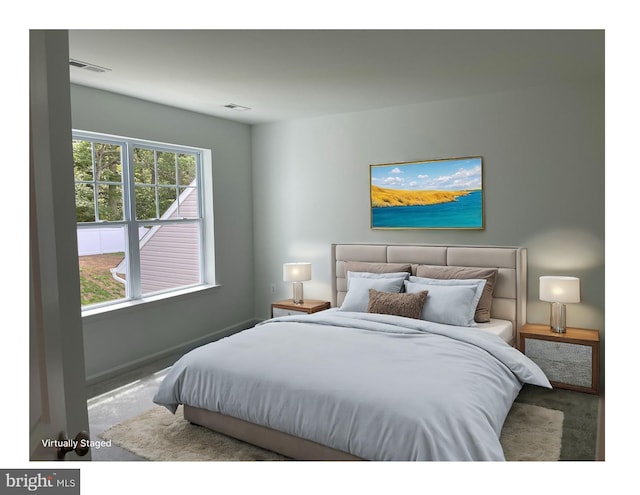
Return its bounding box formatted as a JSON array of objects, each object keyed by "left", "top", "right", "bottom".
[
  {"left": 283, "top": 262, "right": 312, "bottom": 304},
  {"left": 539, "top": 276, "right": 580, "bottom": 333}
]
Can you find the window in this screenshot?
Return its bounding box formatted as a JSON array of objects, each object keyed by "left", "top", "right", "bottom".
[{"left": 73, "top": 130, "right": 208, "bottom": 309}]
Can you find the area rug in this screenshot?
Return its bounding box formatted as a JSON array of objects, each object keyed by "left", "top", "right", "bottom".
[
  {"left": 514, "top": 384, "right": 600, "bottom": 460},
  {"left": 100, "top": 401, "right": 564, "bottom": 461}
]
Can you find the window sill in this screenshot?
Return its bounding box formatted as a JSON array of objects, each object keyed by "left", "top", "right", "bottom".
[{"left": 81, "top": 284, "right": 221, "bottom": 321}]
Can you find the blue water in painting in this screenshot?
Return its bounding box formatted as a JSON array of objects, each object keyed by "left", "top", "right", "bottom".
[{"left": 372, "top": 190, "right": 483, "bottom": 228}]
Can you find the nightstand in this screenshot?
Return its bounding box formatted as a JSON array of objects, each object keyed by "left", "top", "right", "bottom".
[
  {"left": 271, "top": 299, "right": 331, "bottom": 318},
  {"left": 519, "top": 323, "right": 600, "bottom": 394}
]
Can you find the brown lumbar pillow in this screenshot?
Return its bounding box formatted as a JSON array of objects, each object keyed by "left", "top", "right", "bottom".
[{"left": 366, "top": 288, "right": 428, "bottom": 320}]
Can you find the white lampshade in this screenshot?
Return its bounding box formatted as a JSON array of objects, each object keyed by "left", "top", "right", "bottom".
[
  {"left": 283, "top": 263, "right": 312, "bottom": 282},
  {"left": 539, "top": 276, "right": 580, "bottom": 303}
]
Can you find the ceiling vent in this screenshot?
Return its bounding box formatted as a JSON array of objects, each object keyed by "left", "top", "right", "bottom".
[
  {"left": 223, "top": 103, "right": 251, "bottom": 111},
  {"left": 69, "top": 58, "right": 112, "bottom": 73}
]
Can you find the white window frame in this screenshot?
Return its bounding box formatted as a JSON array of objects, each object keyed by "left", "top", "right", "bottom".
[{"left": 74, "top": 130, "right": 213, "bottom": 314}]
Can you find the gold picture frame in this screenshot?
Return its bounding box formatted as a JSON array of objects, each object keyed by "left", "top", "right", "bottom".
[{"left": 370, "top": 156, "right": 484, "bottom": 229}]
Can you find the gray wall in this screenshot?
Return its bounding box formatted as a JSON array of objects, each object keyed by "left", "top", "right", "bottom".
[
  {"left": 252, "top": 83, "right": 605, "bottom": 359},
  {"left": 70, "top": 80, "right": 604, "bottom": 386},
  {"left": 71, "top": 85, "right": 255, "bottom": 382}
]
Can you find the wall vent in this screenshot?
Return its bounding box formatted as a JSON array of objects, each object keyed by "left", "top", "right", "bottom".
[{"left": 69, "top": 58, "right": 112, "bottom": 73}]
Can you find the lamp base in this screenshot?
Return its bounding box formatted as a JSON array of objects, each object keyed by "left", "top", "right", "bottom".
[
  {"left": 292, "top": 282, "right": 304, "bottom": 305},
  {"left": 549, "top": 302, "right": 567, "bottom": 333}
]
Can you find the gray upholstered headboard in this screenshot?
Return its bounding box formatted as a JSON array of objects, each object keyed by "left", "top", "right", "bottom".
[{"left": 331, "top": 243, "right": 527, "bottom": 344}]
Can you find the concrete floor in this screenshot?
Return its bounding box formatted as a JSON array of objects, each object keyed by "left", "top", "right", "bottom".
[{"left": 87, "top": 359, "right": 173, "bottom": 461}]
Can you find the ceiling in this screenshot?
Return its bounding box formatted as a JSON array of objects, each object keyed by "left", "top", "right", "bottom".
[{"left": 67, "top": 30, "right": 604, "bottom": 125}]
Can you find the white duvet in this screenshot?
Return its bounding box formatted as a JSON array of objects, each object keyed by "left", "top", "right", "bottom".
[{"left": 153, "top": 310, "right": 551, "bottom": 461}]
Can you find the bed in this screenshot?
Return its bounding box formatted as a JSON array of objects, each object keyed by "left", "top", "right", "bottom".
[{"left": 153, "top": 243, "right": 550, "bottom": 461}]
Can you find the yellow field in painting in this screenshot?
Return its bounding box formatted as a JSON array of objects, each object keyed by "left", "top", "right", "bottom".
[{"left": 371, "top": 185, "right": 471, "bottom": 208}]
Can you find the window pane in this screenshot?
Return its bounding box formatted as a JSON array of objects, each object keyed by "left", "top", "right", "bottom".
[
  {"left": 75, "top": 183, "right": 95, "bottom": 222},
  {"left": 134, "top": 148, "right": 156, "bottom": 185},
  {"left": 73, "top": 140, "right": 94, "bottom": 181},
  {"left": 74, "top": 140, "right": 124, "bottom": 223},
  {"left": 178, "top": 153, "right": 197, "bottom": 185},
  {"left": 95, "top": 143, "right": 123, "bottom": 182},
  {"left": 77, "top": 226, "right": 127, "bottom": 307},
  {"left": 97, "top": 184, "right": 124, "bottom": 221},
  {"left": 157, "top": 151, "right": 176, "bottom": 185},
  {"left": 139, "top": 223, "right": 201, "bottom": 296},
  {"left": 178, "top": 187, "right": 199, "bottom": 218},
  {"left": 158, "top": 187, "right": 177, "bottom": 218},
  {"left": 135, "top": 186, "right": 158, "bottom": 220}
]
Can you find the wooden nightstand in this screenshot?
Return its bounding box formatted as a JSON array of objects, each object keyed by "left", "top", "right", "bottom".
[
  {"left": 519, "top": 323, "right": 600, "bottom": 394},
  {"left": 271, "top": 299, "right": 331, "bottom": 318}
]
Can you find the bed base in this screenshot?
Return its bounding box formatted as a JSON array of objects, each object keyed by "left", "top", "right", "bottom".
[{"left": 183, "top": 405, "right": 362, "bottom": 461}]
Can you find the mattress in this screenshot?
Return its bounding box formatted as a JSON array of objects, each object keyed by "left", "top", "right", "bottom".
[{"left": 476, "top": 318, "right": 513, "bottom": 343}]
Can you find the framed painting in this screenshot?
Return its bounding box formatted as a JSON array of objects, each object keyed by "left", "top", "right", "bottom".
[{"left": 370, "top": 156, "right": 484, "bottom": 229}]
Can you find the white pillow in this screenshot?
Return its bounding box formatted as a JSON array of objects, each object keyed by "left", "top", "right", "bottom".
[
  {"left": 339, "top": 276, "right": 406, "bottom": 313},
  {"left": 404, "top": 279, "right": 486, "bottom": 327},
  {"left": 347, "top": 271, "right": 410, "bottom": 289},
  {"left": 409, "top": 276, "right": 487, "bottom": 311}
]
